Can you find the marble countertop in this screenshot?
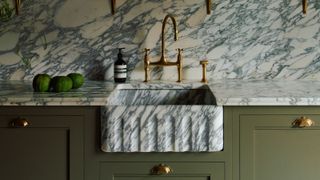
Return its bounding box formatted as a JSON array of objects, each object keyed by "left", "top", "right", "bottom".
[
  {"left": 0, "top": 81, "right": 116, "bottom": 106},
  {"left": 1, "top": 80, "right": 320, "bottom": 106},
  {"left": 211, "top": 80, "right": 320, "bottom": 106}
]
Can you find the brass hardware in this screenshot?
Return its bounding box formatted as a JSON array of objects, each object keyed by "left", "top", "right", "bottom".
[
  {"left": 151, "top": 164, "right": 173, "bottom": 175},
  {"left": 302, "top": 0, "right": 307, "bottom": 14},
  {"left": 177, "top": 48, "right": 183, "bottom": 83},
  {"left": 144, "top": 15, "right": 183, "bottom": 83},
  {"left": 144, "top": 48, "right": 150, "bottom": 82},
  {"left": 111, "top": 0, "right": 116, "bottom": 15},
  {"left": 206, "top": 0, "right": 211, "bottom": 15},
  {"left": 10, "top": 118, "right": 30, "bottom": 128},
  {"left": 292, "top": 116, "right": 314, "bottom": 128},
  {"left": 200, "top": 60, "right": 208, "bottom": 83},
  {"left": 15, "top": 0, "right": 21, "bottom": 15}
]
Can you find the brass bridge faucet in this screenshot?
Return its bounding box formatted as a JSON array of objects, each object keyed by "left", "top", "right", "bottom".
[{"left": 144, "top": 15, "right": 183, "bottom": 82}]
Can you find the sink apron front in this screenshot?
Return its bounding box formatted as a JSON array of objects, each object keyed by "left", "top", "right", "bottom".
[{"left": 101, "top": 105, "right": 223, "bottom": 152}]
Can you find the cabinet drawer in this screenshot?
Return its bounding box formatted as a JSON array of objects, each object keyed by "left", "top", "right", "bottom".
[
  {"left": 0, "top": 114, "right": 79, "bottom": 127},
  {"left": 239, "top": 109, "right": 320, "bottom": 180},
  {"left": 240, "top": 114, "right": 320, "bottom": 128},
  {"left": 100, "top": 162, "right": 224, "bottom": 180}
]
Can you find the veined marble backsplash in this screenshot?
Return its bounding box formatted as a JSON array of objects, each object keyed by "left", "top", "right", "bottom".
[{"left": 0, "top": 0, "right": 319, "bottom": 81}]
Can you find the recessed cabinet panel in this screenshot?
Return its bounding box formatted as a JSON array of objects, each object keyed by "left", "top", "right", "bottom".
[
  {"left": 240, "top": 114, "right": 320, "bottom": 180},
  {"left": 100, "top": 162, "right": 224, "bottom": 180},
  {"left": 0, "top": 128, "right": 68, "bottom": 180},
  {"left": 255, "top": 130, "right": 320, "bottom": 180}
]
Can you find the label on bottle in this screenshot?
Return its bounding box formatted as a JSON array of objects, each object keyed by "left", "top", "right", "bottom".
[{"left": 114, "top": 65, "right": 127, "bottom": 78}]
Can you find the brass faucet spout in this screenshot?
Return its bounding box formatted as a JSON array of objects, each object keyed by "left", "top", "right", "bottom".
[
  {"left": 144, "top": 15, "right": 183, "bottom": 83},
  {"left": 160, "top": 15, "right": 178, "bottom": 64}
]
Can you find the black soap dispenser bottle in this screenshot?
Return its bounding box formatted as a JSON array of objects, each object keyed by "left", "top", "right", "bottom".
[{"left": 114, "top": 48, "right": 127, "bottom": 83}]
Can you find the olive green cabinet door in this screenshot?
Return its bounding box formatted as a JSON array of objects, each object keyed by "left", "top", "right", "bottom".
[
  {"left": 0, "top": 114, "right": 83, "bottom": 180},
  {"left": 100, "top": 162, "right": 224, "bottom": 180},
  {"left": 240, "top": 114, "right": 320, "bottom": 180}
]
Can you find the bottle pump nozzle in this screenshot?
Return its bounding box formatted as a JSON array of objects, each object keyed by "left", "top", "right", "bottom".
[{"left": 118, "top": 48, "right": 125, "bottom": 58}]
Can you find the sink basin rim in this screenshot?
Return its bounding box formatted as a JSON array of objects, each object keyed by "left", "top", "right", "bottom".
[{"left": 107, "top": 83, "right": 217, "bottom": 106}]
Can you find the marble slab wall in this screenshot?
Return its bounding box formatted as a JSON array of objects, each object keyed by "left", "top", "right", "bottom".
[{"left": 0, "top": 0, "right": 319, "bottom": 81}]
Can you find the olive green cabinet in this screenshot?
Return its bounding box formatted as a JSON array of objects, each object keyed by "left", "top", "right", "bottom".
[
  {"left": 233, "top": 107, "right": 320, "bottom": 180},
  {"left": 5, "top": 106, "right": 320, "bottom": 180},
  {"left": 0, "top": 107, "right": 93, "bottom": 180}
]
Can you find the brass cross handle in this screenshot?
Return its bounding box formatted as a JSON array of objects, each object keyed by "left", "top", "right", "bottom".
[
  {"left": 292, "top": 116, "right": 314, "bottom": 128},
  {"left": 151, "top": 164, "right": 173, "bottom": 175}
]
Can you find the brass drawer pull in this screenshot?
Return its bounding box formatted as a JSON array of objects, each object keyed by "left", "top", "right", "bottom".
[
  {"left": 151, "top": 164, "right": 173, "bottom": 175},
  {"left": 10, "top": 118, "right": 30, "bottom": 128},
  {"left": 292, "top": 116, "right": 314, "bottom": 128}
]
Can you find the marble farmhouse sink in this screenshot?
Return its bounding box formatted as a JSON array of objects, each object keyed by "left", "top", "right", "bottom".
[{"left": 101, "top": 83, "right": 223, "bottom": 152}]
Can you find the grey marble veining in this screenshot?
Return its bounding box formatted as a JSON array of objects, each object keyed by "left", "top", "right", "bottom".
[
  {"left": 101, "top": 105, "right": 223, "bottom": 152},
  {"left": 114, "top": 82, "right": 208, "bottom": 90},
  {"left": 0, "top": 80, "right": 115, "bottom": 106},
  {"left": 0, "top": 0, "right": 319, "bottom": 81},
  {"left": 210, "top": 79, "right": 320, "bottom": 106},
  {"left": 108, "top": 89, "right": 216, "bottom": 105},
  {"left": 107, "top": 83, "right": 216, "bottom": 105},
  {"left": 2, "top": 80, "right": 320, "bottom": 106},
  {"left": 101, "top": 81, "right": 223, "bottom": 152}
]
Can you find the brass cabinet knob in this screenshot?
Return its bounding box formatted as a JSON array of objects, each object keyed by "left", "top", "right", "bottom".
[
  {"left": 292, "top": 116, "right": 314, "bottom": 128},
  {"left": 151, "top": 164, "right": 173, "bottom": 175},
  {"left": 10, "top": 118, "right": 30, "bottom": 128}
]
